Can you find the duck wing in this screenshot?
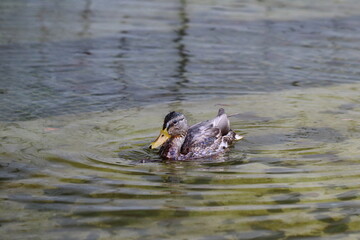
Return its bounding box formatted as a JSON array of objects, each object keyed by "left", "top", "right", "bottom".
[{"left": 180, "top": 108, "right": 231, "bottom": 154}]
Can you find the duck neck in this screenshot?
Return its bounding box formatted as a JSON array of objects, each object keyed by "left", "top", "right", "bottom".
[{"left": 161, "top": 134, "right": 187, "bottom": 159}]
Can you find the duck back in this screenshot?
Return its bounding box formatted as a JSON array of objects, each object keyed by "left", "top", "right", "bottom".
[{"left": 180, "top": 108, "right": 230, "bottom": 155}]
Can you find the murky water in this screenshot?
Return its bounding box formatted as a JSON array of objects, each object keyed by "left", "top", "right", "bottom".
[{"left": 1, "top": 0, "right": 360, "bottom": 239}]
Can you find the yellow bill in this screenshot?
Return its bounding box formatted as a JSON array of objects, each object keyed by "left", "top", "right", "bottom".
[{"left": 149, "top": 129, "right": 171, "bottom": 149}]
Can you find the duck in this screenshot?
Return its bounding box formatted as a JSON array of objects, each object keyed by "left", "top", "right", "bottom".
[{"left": 149, "top": 108, "right": 243, "bottom": 160}]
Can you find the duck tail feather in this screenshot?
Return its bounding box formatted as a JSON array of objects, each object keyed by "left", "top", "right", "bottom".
[
  {"left": 213, "top": 109, "right": 230, "bottom": 135},
  {"left": 217, "top": 108, "right": 225, "bottom": 116}
]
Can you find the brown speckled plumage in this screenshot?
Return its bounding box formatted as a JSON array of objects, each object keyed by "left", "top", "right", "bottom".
[{"left": 150, "top": 108, "right": 243, "bottom": 160}]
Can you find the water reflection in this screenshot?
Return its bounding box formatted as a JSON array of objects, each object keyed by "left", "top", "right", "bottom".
[
  {"left": 174, "top": 0, "right": 189, "bottom": 83},
  {"left": 79, "top": 0, "right": 92, "bottom": 38},
  {"left": 37, "top": 2, "right": 50, "bottom": 42},
  {"left": 1, "top": 1, "right": 360, "bottom": 121}
]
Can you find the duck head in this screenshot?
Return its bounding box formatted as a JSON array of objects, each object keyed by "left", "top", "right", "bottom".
[{"left": 149, "top": 111, "right": 188, "bottom": 149}]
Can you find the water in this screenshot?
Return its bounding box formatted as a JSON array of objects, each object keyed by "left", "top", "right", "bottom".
[
  {"left": 1, "top": 0, "right": 360, "bottom": 121},
  {"left": 2, "top": 84, "right": 360, "bottom": 239},
  {"left": 1, "top": 0, "right": 360, "bottom": 239}
]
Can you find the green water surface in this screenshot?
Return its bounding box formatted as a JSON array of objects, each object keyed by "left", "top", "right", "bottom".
[{"left": 1, "top": 83, "right": 360, "bottom": 239}]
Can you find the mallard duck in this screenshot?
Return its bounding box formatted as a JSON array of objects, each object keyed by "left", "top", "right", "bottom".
[{"left": 149, "top": 108, "right": 243, "bottom": 160}]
